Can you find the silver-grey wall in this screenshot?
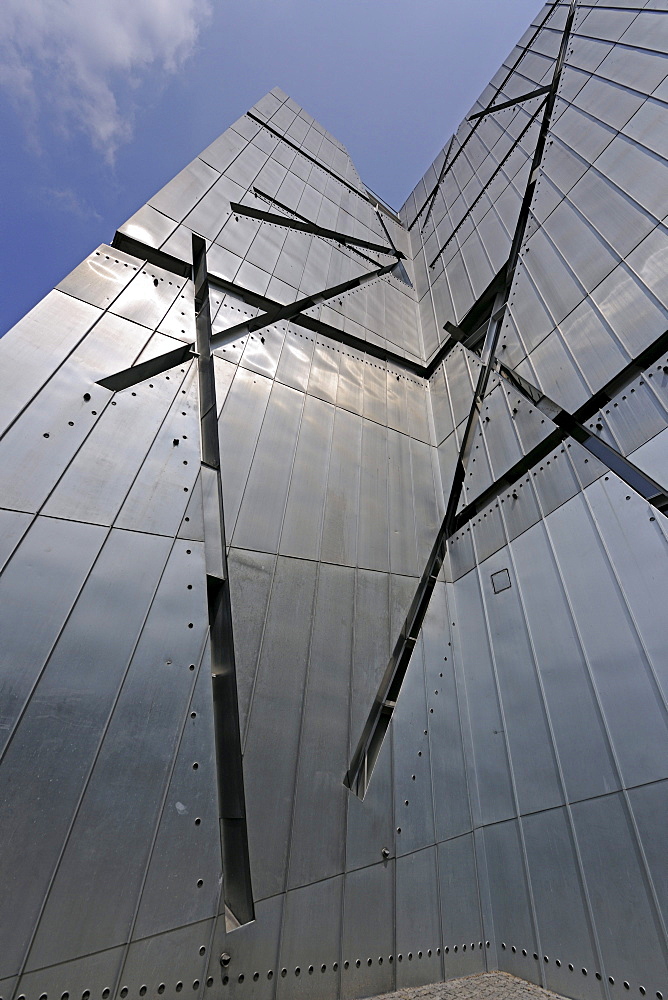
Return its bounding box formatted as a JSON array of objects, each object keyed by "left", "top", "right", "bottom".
[{"left": 1, "top": 4, "right": 667, "bottom": 1000}]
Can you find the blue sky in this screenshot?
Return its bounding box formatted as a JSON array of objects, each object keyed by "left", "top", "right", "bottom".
[{"left": 0, "top": 0, "right": 543, "bottom": 335}]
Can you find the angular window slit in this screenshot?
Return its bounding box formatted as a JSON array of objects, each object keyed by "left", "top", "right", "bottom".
[
  {"left": 467, "top": 84, "right": 551, "bottom": 122},
  {"left": 229, "top": 201, "right": 401, "bottom": 258},
  {"left": 192, "top": 235, "right": 254, "bottom": 928},
  {"left": 429, "top": 100, "right": 547, "bottom": 269},
  {"left": 208, "top": 574, "right": 254, "bottom": 929},
  {"left": 245, "top": 112, "right": 401, "bottom": 222},
  {"left": 97, "top": 241, "right": 412, "bottom": 392},
  {"left": 407, "top": 0, "right": 561, "bottom": 230},
  {"left": 347, "top": 5, "right": 661, "bottom": 791}
]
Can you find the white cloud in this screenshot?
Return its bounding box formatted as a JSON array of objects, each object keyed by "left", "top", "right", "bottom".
[
  {"left": 42, "top": 186, "right": 103, "bottom": 221},
  {"left": 0, "top": 0, "right": 211, "bottom": 160}
]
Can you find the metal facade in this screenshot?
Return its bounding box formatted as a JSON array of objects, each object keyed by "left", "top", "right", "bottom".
[{"left": 1, "top": 4, "right": 667, "bottom": 1000}]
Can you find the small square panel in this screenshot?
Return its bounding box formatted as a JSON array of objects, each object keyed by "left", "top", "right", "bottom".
[{"left": 491, "top": 568, "right": 511, "bottom": 594}]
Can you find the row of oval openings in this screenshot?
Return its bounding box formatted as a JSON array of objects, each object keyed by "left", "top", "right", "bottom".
[
  {"left": 10, "top": 982, "right": 211, "bottom": 1000},
  {"left": 223, "top": 942, "right": 493, "bottom": 984},
  {"left": 500, "top": 944, "right": 662, "bottom": 997}
]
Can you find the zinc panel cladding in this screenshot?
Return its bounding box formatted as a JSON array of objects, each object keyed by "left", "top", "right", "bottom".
[{"left": 2, "top": 4, "right": 668, "bottom": 1000}]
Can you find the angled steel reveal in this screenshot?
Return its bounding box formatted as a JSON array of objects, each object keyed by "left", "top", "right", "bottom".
[{"left": 2, "top": 4, "right": 668, "bottom": 1000}]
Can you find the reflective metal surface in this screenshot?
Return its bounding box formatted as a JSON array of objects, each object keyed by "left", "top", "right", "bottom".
[{"left": 1, "top": 7, "right": 668, "bottom": 1000}]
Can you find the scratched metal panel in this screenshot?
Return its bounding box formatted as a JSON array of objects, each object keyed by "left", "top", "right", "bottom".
[
  {"left": 484, "top": 820, "right": 538, "bottom": 981},
  {"left": 218, "top": 368, "right": 272, "bottom": 540},
  {"left": 216, "top": 214, "right": 261, "bottom": 261},
  {"left": 29, "top": 538, "right": 209, "bottom": 969},
  {"left": 149, "top": 157, "right": 220, "bottom": 222},
  {"left": 461, "top": 423, "right": 494, "bottom": 508},
  {"left": 119, "top": 919, "right": 213, "bottom": 1000},
  {"left": 218, "top": 895, "right": 284, "bottom": 1000},
  {"left": 387, "top": 428, "right": 417, "bottom": 577},
  {"left": 0, "top": 508, "right": 31, "bottom": 571},
  {"left": 57, "top": 245, "right": 144, "bottom": 309},
  {"left": 386, "top": 368, "right": 408, "bottom": 435},
  {"left": 110, "top": 264, "right": 188, "bottom": 331},
  {"left": 357, "top": 418, "right": 389, "bottom": 573},
  {"left": 225, "top": 142, "right": 270, "bottom": 192},
  {"left": 479, "top": 381, "right": 524, "bottom": 479},
  {"left": 0, "top": 290, "right": 102, "bottom": 436},
  {"left": 571, "top": 793, "right": 668, "bottom": 992},
  {"left": 411, "top": 437, "right": 441, "bottom": 570},
  {"left": 120, "top": 203, "right": 180, "bottom": 250},
  {"left": 199, "top": 125, "right": 247, "bottom": 173},
  {"left": 346, "top": 570, "right": 394, "bottom": 872},
  {"left": 132, "top": 638, "right": 221, "bottom": 939},
  {"left": 362, "top": 358, "right": 387, "bottom": 427},
  {"left": 320, "top": 407, "right": 362, "bottom": 568},
  {"left": 43, "top": 367, "right": 184, "bottom": 526},
  {"left": 585, "top": 475, "right": 668, "bottom": 702},
  {"left": 277, "top": 876, "right": 343, "bottom": 1000},
  {"left": 444, "top": 346, "right": 475, "bottom": 428},
  {"left": 422, "top": 583, "right": 472, "bottom": 842},
  {"left": 395, "top": 847, "right": 443, "bottom": 987},
  {"left": 478, "top": 546, "right": 564, "bottom": 815},
  {"left": 0, "top": 310, "right": 152, "bottom": 513},
  {"left": 243, "top": 556, "right": 317, "bottom": 899},
  {"left": 470, "top": 503, "right": 506, "bottom": 566},
  {"left": 306, "top": 341, "right": 340, "bottom": 405},
  {"left": 392, "top": 636, "right": 435, "bottom": 856},
  {"left": 16, "top": 946, "right": 125, "bottom": 1000},
  {"left": 334, "top": 347, "right": 364, "bottom": 416},
  {"left": 341, "top": 862, "right": 395, "bottom": 999},
  {"left": 245, "top": 222, "right": 288, "bottom": 276},
  {"left": 225, "top": 548, "right": 276, "bottom": 739},
  {"left": 627, "top": 229, "right": 668, "bottom": 314},
  {"left": 182, "top": 177, "right": 237, "bottom": 242},
  {"left": 516, "top": 333, "right": 590, "bottom": 413},
  {"left": 178, "top": 470, "right": 205, "bottom": 542},
  {"left": 287, "top": 563, "right": 354, "bottom": 889},
  {"left": 280, "top": 394, "right": 334, "bottom": 561},
  {"left": 548, "top": 490, "right": 668, "bottom": 787},
  {"left": 159, "top": 280, "right": 195, "bottom": 342},
  {"left": 271, "top": 230, "right": 311, "bottom": 290},
  {"left": 509, "top": 519, "right": 620, "bottom": 802},
  {"left": 530, "top": 442, "right": 584, "bottom": 517},
  {"left": 447, "top": 517, "right": 476, "bottom": 581},
  {"left": 1, "top": 527, "right": 171, "bottom": 976},
  {"left": 274, "top": 326, "right": 316, "bottom": 393},
  {"left": 451, "top": 569, "right": 516, "bottom": 825},
  {"left": 429, "top": 365, "right": 454, "bottom": 447},
  {"left": 115, "top": 364, "right": 200, "bottom": 535},
  {"left": 522, "top": 807, "right": 605, "bottom": 1000},
  {"left": 239, "top": 324, "right": 285, "bottom": 381},
  {"left": 0, "top": 515, "right": 107, "bottom": 759},
  {"left": 228, "top": 377, "right": 299, "bottom": 551},
  {"left": 627, "top": 780, "right": 668, "bottom": 931},
  {"left": 589, "top": 262, "right": 668, "bottom": 367},
  {"left": 438, "top": 836, "right": 484, "bottom": 979},
  {"left": 407, "top": 380, "right": 431, "bottom": 445}
]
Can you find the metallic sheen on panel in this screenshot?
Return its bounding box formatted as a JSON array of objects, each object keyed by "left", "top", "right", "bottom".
[{"left": 1, "top": 6, "right": 668, "bottom": 1000}]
